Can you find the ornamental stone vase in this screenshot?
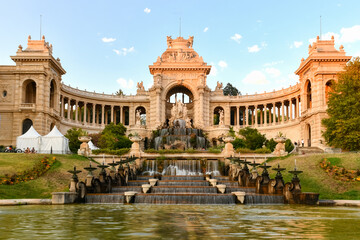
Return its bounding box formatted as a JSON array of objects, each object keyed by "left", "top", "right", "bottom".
[
  {"left": 222, "top": 136, "right": 235, "bottom": 158},
  {"left": 273, "top": 137, "right": 288, "bottom": 157},
  {"left": 78, "top": 136, "right": 92, "bottom": 157}
]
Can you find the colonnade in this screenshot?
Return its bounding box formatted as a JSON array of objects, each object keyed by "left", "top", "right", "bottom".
[
  {"left": 215, "top": 96, "right": 301, "bottom": 127},
  {"left": 59, "top": 95, "right": 130, "bottom": 126}
]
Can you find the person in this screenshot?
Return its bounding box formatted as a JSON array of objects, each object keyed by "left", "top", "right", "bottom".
[
  {"left": 25, "top": 147, "right": 30, "bottom": 153},
  {"left": 301, "top": 139, "right": 304, "bottom": 147},
  {"left": 31, "top": 147, "right": 36, "bottom": 153}
]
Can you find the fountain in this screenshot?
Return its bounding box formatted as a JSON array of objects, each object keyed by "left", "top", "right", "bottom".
[{"left": 153, "top": 101, "right": 207, "bottom": 150}]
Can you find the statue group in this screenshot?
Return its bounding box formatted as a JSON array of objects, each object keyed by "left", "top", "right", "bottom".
[{"left": 169, "top": 100, "right": 192, "bottom": 128}]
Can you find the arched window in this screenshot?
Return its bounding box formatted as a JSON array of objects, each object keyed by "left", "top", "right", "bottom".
[
  {"left": 22, "top": 118, "right": 33, "bottom": 134},
  {"left": 49, "top": 80, "right": 56, "bottom": 108},
  {"left": 50, "top": 122, "right": 55, "bottom": 131},
  {"left": 22, "top": 80, "right": 36, "bottom": 103},
  {"left": 135, "top": 106, "right": 146, "bottom": 125},
  {"left": 305, "top": 80, "right": 312, "bottom": 109}
]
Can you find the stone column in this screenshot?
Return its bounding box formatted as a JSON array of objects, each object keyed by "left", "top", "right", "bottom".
[
  {"left": 277, "top": 103, "right": 281, "bottom": 124},
  {"left": 75, "top": 100, "right": 78, "bottom": 122},
  {"left": 295, "top": 97, "right": 298, "bottom": 119},
  {"left": 60, "top": 96, "right": 64, "bottom": 117},
  {"left": 281, "top": 101, "right": 285, "bottom": 123},
  {"left": 289, "top": 99, "right": 293, "bottom": 120},
  {"left": 101, "top": 104, "right": 105, "bottom": 126},
  {"left": 120, "top": 106, "right": 123, "bottom": 124},
  {"left": 237, "top": 106, "right": 240, "bottom": 127},
  {"left": 260, "top": 106, "right": 263, "bottom": 125},
  {"left": 92, "top": 104, "right": 96, "bottom": 125},
  {"left": 255, "top": 105, "right": 258, "bottom": 126},
  {"left": 111, "top": 105, "right": 114, "bottom": 124},
  {"left": 264, "top": 105, "right": 268, "bottom": 126},
  {"left": 155, "top": 89, "right": 161, "bottom": 126},
  {"left": 245, "top": 106, "right": 248, "bottom": 126},
  {"left": 67, "top": 99, "right": 70, "bottom": 120},
  {"left": 83, "top": 102, "right": 87, "bottom": 123},
  {"left": 272, "top": 103, "right": 276, "bottom": 124}
]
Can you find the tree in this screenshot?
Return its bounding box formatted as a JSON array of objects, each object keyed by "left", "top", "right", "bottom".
[
  {"left": 115, "top": 89, "right": 124, "bottom": 96},
  {"left": 239, "top": 127, "right": 266, "bottom": 150},
  {"left": 322, "top": 57, "right": 360, "bottom": 151},
  {"left": 65, "top": 128, "right": 87, "bottom": 153},
  {"left": 98, "top": 123, "right": 132, "bottom": 149},
  {"left": 223, "top": 83, "right": 241, "bottom": 96}
]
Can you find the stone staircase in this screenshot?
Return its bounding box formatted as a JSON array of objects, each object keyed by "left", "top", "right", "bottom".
[
  {"left": 85, "top": 174, "right": 284, "bottom": 205},
  {"left": 296, "top": 147, "right": 324, "bottom": 155}
]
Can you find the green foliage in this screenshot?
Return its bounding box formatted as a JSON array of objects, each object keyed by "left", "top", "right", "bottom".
[
  {"left": 228, "top": 126, "right": 236, "bottom": 137},
  {"left": 236, "top": 148, "right": 254, "bottom": 153},
  {"left": 322, "top": 57, "right": 360, "bottom": 150},
  {"left": 232, "top": 138, "right": 245, "bottom": 149},
  {"left": 65, "top": 128, "right": 87, "bottom": 153},
  {"left": 98, "top": 123, "right": 131, "bottom": 149},
  {"left": 88, "top": 133, "right": 101, "bottom": 147},
  {"left": 265, "top": 138, "right": 277, "bottom": 152},
  {"left": 92, "top": 148, "right": 130, "bottom": 156},
  {"left": 254, "top": 148, "right": 272, "bottom": 153},
  {"left": 285, "top": 139, "right": 294, "bottom": 152},
  {"left": 239, "top": 127, "right": 266, "bottom": 150},
  {"left": 208, "top": 147, "right": 222, "bottom": 153},
  {"left": 223, "top": 83, "right": 241, "bottom": 96}
]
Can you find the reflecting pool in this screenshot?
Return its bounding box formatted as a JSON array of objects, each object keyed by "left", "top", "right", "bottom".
[{"left": 0, "top": 204, "right": 360, "bottom": 239}]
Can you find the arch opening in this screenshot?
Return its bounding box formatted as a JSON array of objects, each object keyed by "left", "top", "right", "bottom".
[
  {"left": 165, "top": 85, "right": 194, "bottom": 123},
  {"left": 325, "top": 80, "right": 334, "bottom": 103},
  {"left": 50, "top": 80, "right": 56, "bottom": 108},
  {"left": 135, "top": 106, "right": 146, "bottom": 125},
  {"left": 22, "top": 80, "right": 36, "bottom": 103},
  {"left": 22, "top": 118, "right": 33, "bottom": 134},
  {"left": 213, "top": 106, "right": 224, "bottom": 125},
  {"left": 305, "top": 80, "right": 312, "bottom": 109}
]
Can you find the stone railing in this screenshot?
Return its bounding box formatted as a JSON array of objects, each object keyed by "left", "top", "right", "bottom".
[
  {"left": 19, "top": 103, "right": 35, "bottom": 112},
  {"left": 212, "top": 83, "right": 301, "bottom": 102},
  {"left": 61, "top": 84, "right": 150, "bottom": 101}
]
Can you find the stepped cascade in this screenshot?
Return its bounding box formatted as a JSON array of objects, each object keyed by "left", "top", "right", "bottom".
[{"left": 75, "top": 157, "right": 316, "bottom": 205}]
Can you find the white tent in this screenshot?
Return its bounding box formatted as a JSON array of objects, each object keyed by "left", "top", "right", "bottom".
[
  {"left": 40, "top": 126, "right": 70, "bottom": 154},
  {"left": 16, "top": 126, "right": 42, "bottom": 152},
  {"left": 88, "top": 141, "right": 99, "bottom": 150}
]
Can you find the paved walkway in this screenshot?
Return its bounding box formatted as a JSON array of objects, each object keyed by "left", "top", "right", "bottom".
[
  {"left": 0, "top": 199, "right": 51, "bottom": 206},
  {"left": 318, "top": 200, "right": 360, "bottom": 207}
]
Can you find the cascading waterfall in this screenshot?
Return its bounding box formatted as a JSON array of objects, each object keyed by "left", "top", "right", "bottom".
[{"left": 153, "top": 119, "right": 206, "bottom": 150}]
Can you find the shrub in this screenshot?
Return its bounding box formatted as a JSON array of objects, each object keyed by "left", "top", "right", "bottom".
[
  {"left": 88, "top": 132, "right": 101, "bottom": 147},
  {"left": 285, "top": 139, "right": 294, "bottom": 152},
  {"left": 254, "top": 148, "right": 272, "bottom": 153},
  {"left": 97, "top": 123, "right": 131, "bottom": 149},
  {"left": 92, "top": 148, "right": 130, "bottom": 156},
  {"left": 236, "top": 148, "right": 254, "bottom": 153},
  {"left": 208, "top": 147, "right": 222, "bottom": 153},
  {"left": 239, "top": 127, "right": 266, "bottom": 150},
  {"left": 232, "top": 138, "right": 245, "bottom": 149},
  {"left": 65, "top": 128, "right": 87, "bottom": 153},
  {"left": 265, "top": 138, "right": 277, "bottom": 152}
]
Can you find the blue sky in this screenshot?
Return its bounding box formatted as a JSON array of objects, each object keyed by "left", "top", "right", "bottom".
[{"left": 1, "top": 0, "right": 360, "bottom": 95}]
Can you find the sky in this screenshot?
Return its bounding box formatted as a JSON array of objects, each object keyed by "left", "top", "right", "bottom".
[{"left": 1, "top": 0, "right": 360, "bottom": 95}]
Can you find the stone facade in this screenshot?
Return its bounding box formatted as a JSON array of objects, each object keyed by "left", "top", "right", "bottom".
[{"left": 0, "top": 35, "right": 351, "bottom": 149}]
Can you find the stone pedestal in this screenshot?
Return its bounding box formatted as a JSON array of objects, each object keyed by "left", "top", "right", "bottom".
[
  {"left": 52, "top": 192, "right": 79, "bottom": 204},
  {"left": 78, "top": 136, "right": 92, "bottom": 157},
  {"left": 233, "top": 191, "right": 246, "bottom": 204},
  {"left": 124, "top": 191, "right": 137, "bottom": 204},
  {"left": 209, "top": 179, "right": 217, "bottom": 186},
  {"left": 129, "top": 135, "right": 142, "bottom": 158},
  {"left": 272, "top": 137, "right": 288, "bottom": 156},
  {"left": 222, "top": 136, "right": 235, "bottom": 158},
  {"left": 142, "top": 184, "right": 151, "bottom": 193},
  {"left": 149, "top": 178, "right": 158, "bottom": 186}
]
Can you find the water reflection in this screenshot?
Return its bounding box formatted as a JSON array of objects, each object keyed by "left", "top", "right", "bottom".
[{"left": 0, "top": 204, "right": 360, "bottom": 239}]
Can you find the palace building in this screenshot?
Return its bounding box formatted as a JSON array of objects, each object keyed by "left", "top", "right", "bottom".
[{"left": 0, "top": 35, "right": 351, "bottom": 149}]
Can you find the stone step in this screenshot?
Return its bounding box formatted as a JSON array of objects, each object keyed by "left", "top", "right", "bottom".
[
  {"left": 151, "top": 186, "right": 217, "bottom": 194},
  {"left": 134, "top": 193, "right": 236, "bottom": 204}
]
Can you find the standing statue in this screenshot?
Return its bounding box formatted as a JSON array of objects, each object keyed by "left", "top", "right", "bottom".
[
  {"left": 135, "top": 110, "right": 141, "bottom": 126},
  {"left": 219, "top": 109, "right": 224, "bottom": 126},
  {"left": 136, "top": 81, "right": 145, "bottom": 91}
]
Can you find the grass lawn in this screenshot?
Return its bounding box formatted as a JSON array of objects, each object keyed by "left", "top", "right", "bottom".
[
  {"left": 0, "top": 153, "right": 100, "bottom": 199},
  {"left": 267, "top": 153, "right": 360, "bottom": 200}
]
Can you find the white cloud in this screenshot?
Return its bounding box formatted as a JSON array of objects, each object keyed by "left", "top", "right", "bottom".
[
  {"left": 248, "top": 44, "right": 261, "bottom": 53},
  {"left": 291, "top": 41, "right": 303, "bottom": 48},
  {"left": 113, "top": 47, "right": 135, "bottom": 56},
  {"left": 231, "top": 33, "right": 242, "bottom": 44},
  {"left": 340, "top": 25, "right": 360, "bottom": 43},
  {"left": 102, "top": 37, "right": 116, "bottom": 43},
  {"left": 242, "top": 70, "right": 269, "bottom": 85},
  {"left": 209, "top": 62, "right": 218, "bottom": 76},
  {"left": 218, "top": 60, "right": 228, "bottom": 69},
  {"left": 117, "top": 78, "right": 134, "bottom": 89},
  {"left": 265, "top": 67, "right": 281, "bottom": 78},
  {"left": 144, "top": 8, "right": 151, "bottom": 14},
  {"left": 264, "top": 60, "right": 284, "bottom": 67},
  {"left": 309, "top": 32, "right": 340, "bottom": 44},
  {"left": 203, "top": 27, "right": 209, "bottom": 32}
]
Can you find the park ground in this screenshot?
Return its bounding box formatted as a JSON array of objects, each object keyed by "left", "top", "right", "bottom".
[{"left": 0, "top": 152, "right": 359, "bottom": 200}]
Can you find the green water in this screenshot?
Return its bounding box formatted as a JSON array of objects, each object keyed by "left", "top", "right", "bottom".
[{"left": 0, "top": 204, "right": 359, "bottom": 239}]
